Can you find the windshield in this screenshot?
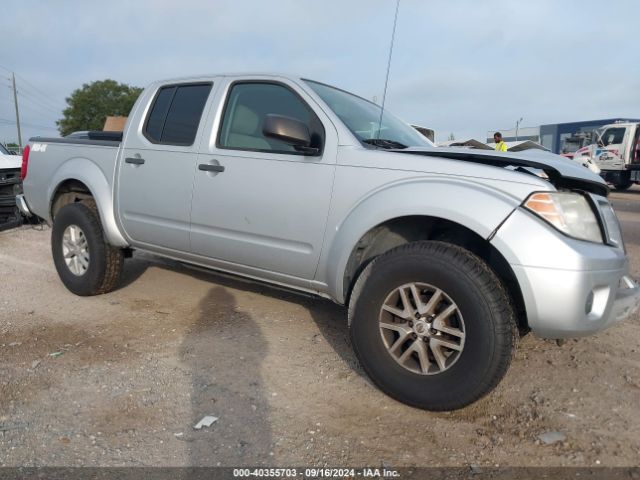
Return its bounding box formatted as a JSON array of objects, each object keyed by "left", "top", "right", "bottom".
[
  {"left": 562, "top": 138, "right": 582, "bottom": 154},
  {"left": 304, "top": 80, "right": 433, "bottom": 149},
  {"left": 0, "top": 143, "right": 10, "bottom": 155}
]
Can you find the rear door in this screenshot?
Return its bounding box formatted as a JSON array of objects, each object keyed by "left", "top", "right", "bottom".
[
  {"left": 116, "top": 81, "right": 215, "bottom": 252},
  {"left": 189, "top": 77, "right": 337, "bottom": 280}
]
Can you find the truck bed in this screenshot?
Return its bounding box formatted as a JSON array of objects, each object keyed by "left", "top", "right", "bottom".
[
  {"left": 25, "top": 134, "right": 122, "bottom": 223},
  {"left": 32, "top": 130, "right": 122, "bottom": 148}
]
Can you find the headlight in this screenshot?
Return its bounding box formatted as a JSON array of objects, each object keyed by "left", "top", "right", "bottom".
[{"left": 523, "top": 192, "right": 603, "bottom": 243}]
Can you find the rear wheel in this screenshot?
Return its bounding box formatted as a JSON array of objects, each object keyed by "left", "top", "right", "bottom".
[
  {"left": 51, "top": 201, "right": 124, "bottom": 296},
  {"left": 348, "top": 241, "right": 516, "bottom": 411},
  {"left": 614, "top": 181, "right": 633, "bottom": 191}
]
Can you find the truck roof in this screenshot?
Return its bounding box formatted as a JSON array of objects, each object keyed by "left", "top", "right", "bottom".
[
  {"left": 603, "top": 122, "right": 640, "bottom": 127},
  {"left": 147, "top": 72, "right": 305, "bottom": 87}
]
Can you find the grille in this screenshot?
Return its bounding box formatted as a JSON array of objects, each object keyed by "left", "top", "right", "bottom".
[{"left": 0, "top": 168, "right": 22, "bottom": 231}]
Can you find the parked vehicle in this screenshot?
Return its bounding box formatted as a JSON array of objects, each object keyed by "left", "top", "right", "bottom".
[
  {"left": 0, "top": 143, "right": 22, "bottom": 231},
  {"left": 18, "top": 74, "right": 640, "bottom": 410},
  {"left": 573, "top": 122, "right": 640, "bottom": 190},
  {"left": 560, "top": 132, "right": 595, "bottom": 159}
]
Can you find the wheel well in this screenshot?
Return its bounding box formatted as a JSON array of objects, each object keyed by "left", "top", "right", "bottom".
[
  {"left": 50, "top": 179, "right": 94, "bottom": 220},
  {"left": 343, "top": 216, "right": 529, "bottom": 335}
]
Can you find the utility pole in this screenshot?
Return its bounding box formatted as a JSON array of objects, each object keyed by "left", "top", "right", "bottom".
[
  {"left": 11, "top": 73, "right": 23, "bottom": 151},
  {"left": 515, "top": 117, "right": 523, "bottom": 142}
]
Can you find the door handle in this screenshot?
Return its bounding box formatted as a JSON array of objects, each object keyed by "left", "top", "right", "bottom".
[
  {"left": 125, "top": 157, "right": 145, "bottom": 165},
  {"left": 198, "top": 163, "right": 225, "bottom": 173}
]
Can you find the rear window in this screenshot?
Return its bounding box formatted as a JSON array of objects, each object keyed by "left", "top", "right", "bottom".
[{"left": 144, "top": 83, "right": 212, "bottom": 146}]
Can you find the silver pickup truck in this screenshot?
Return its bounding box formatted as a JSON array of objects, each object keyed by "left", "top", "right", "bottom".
[{"left": 18, "top": 73, "right": 640, "bottom": 411}]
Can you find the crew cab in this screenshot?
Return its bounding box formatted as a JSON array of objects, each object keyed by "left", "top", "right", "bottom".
[{"left": 18, "top": 74, "right": 640, "bottom": 410}]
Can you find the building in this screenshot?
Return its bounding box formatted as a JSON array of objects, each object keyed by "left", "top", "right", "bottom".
[
  {"left": 411, "top": 124, "right": 435, "bottom": 142},
  {"left": 488, "top": 118, "right": 640, "bottom": 154}
]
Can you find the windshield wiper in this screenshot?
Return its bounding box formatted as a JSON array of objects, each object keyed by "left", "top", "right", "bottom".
[{"left": 362, "top": 138, "right": 408, "bottom": 149}]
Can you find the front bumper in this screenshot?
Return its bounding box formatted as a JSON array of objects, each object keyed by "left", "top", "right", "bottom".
[
  {"left": 611, "top": 275, "right": 640, "bottom": 325},
  {"left": 492, "top": 207, "right": 639, "bottom": 339},
  {"left": 510, "top": 264, "right": 640, "bottom": 338}
]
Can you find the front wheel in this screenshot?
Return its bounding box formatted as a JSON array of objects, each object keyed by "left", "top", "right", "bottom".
[
  {"left": 51, "top": 201, "right": 124, "bottom": 296},
  {"left": 348, "top": 241, "right": 516, "bottom": 411}
]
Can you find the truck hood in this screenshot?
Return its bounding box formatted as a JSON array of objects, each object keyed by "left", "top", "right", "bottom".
[
  {"left": 395, "top": 147, "right": 609, "bottom": 197},
  {"left": 0, "top": 153, "right": 21, "bottom": 170}
]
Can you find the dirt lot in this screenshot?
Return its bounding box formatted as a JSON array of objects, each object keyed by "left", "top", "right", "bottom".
[{"left": 1, "top": 189, "right": 640, "bottom": 468}]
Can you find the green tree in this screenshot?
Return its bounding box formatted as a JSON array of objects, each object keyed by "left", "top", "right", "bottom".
[
  {"left": 57, "top": 79, "right": 142, "bottom": 136},
  {"left": 5, "top": 142, "right": 20, "bottom": 153},
  {"left": 448, "top": 132, "right": 456, "bottom": 141}
]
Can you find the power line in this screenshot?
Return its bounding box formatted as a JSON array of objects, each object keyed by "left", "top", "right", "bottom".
[
  {"left": 0, "top": 65, "right": 66, "bottom": 144},
  {"left": 0, "top": 64, "right": 66, "bottom": 110},
  {"left": 18, "top": 88, "right": 61, "bottom": 110},
  {"left": 15, "top": 100, "right": 60, "bottom": 122},
  {"left": 16, "top": 80, "right": 66, "bottom": 111},
  {"left": 15, "top": 73, "right": 66, "bottom": 108},
  {"left": 14, "top": 80, "right": 66, "bottom": 112},
  {"left": 0, "top": 117, "right": 57, "bottom": 130},
  {"left": 17, "top": 90, "right": 62, "bottom": 116}
]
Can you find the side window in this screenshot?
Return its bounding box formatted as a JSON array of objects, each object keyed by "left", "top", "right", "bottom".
[
  {"left": 601, "top": 127, "right": 626, "bottom": 146},
  {"left": 218, "top": 82, "right": 324, "bottom": 154},
  {"left": 144, "top": 83, "right": 212, "bottom": 146}
]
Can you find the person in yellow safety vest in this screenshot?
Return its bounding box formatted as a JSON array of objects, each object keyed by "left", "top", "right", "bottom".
[{"left": 493, "top": 132, "right": 507, "bottom": 152}]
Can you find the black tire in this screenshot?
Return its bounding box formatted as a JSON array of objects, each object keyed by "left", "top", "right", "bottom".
[
  {"left": 348, "top": 241, "right": 516, "bottom": 411},
  {"left": 614, "top": 182, "right": 633, "bottom": 191},
  {"left": 51, "top": 201, "right": 124, "bottom": 296}
]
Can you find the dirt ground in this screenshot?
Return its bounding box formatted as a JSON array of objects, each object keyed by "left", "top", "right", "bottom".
[{"left": 1, "top": 189, "right": 640, "bottom": 468}]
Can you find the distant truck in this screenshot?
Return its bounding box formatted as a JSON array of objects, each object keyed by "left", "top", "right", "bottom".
[
  {"left": 560, "top": 132, "right": 595, "bottom": 159},
  {"left": 572, "top": 122, "right": 640, "bottom": 190},
  {"left": 17, "top": 73, "right": 640, "bottom": 411}
]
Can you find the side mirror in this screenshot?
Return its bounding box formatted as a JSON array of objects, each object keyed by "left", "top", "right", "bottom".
[{"left": 263, "top": 114, "right": 318, "bottom": 155}]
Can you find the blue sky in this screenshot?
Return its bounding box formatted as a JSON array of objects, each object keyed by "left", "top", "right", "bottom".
[{"left": 1, "top": 0, "right": 639, "bottom": 145}]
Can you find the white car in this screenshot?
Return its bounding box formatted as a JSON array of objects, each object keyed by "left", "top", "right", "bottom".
[
  {"left": 0, "top": 143, "right": 23, "bottom": 230},
  {"left": 0, "top": 143, "right": 20, "bottom": 169}
]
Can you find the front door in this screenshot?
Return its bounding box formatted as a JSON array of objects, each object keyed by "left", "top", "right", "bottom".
[
  {"left": 116, "top": 82, "right": 214, "bottom": 252},
  {"left": 189, "top": 79, "right": 336, "bottom": 280},
  {"left": 597, "top": 126, "right": 628, "bottom": 169}
]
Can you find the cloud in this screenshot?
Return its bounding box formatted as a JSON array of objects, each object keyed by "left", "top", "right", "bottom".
[{"left": 1, "top": 0, "right": 638, "bottom": 144}]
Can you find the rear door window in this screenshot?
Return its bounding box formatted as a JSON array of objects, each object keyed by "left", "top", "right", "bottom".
[{"left": 144, "top": 83, "right": 212, "bottom": 146}]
